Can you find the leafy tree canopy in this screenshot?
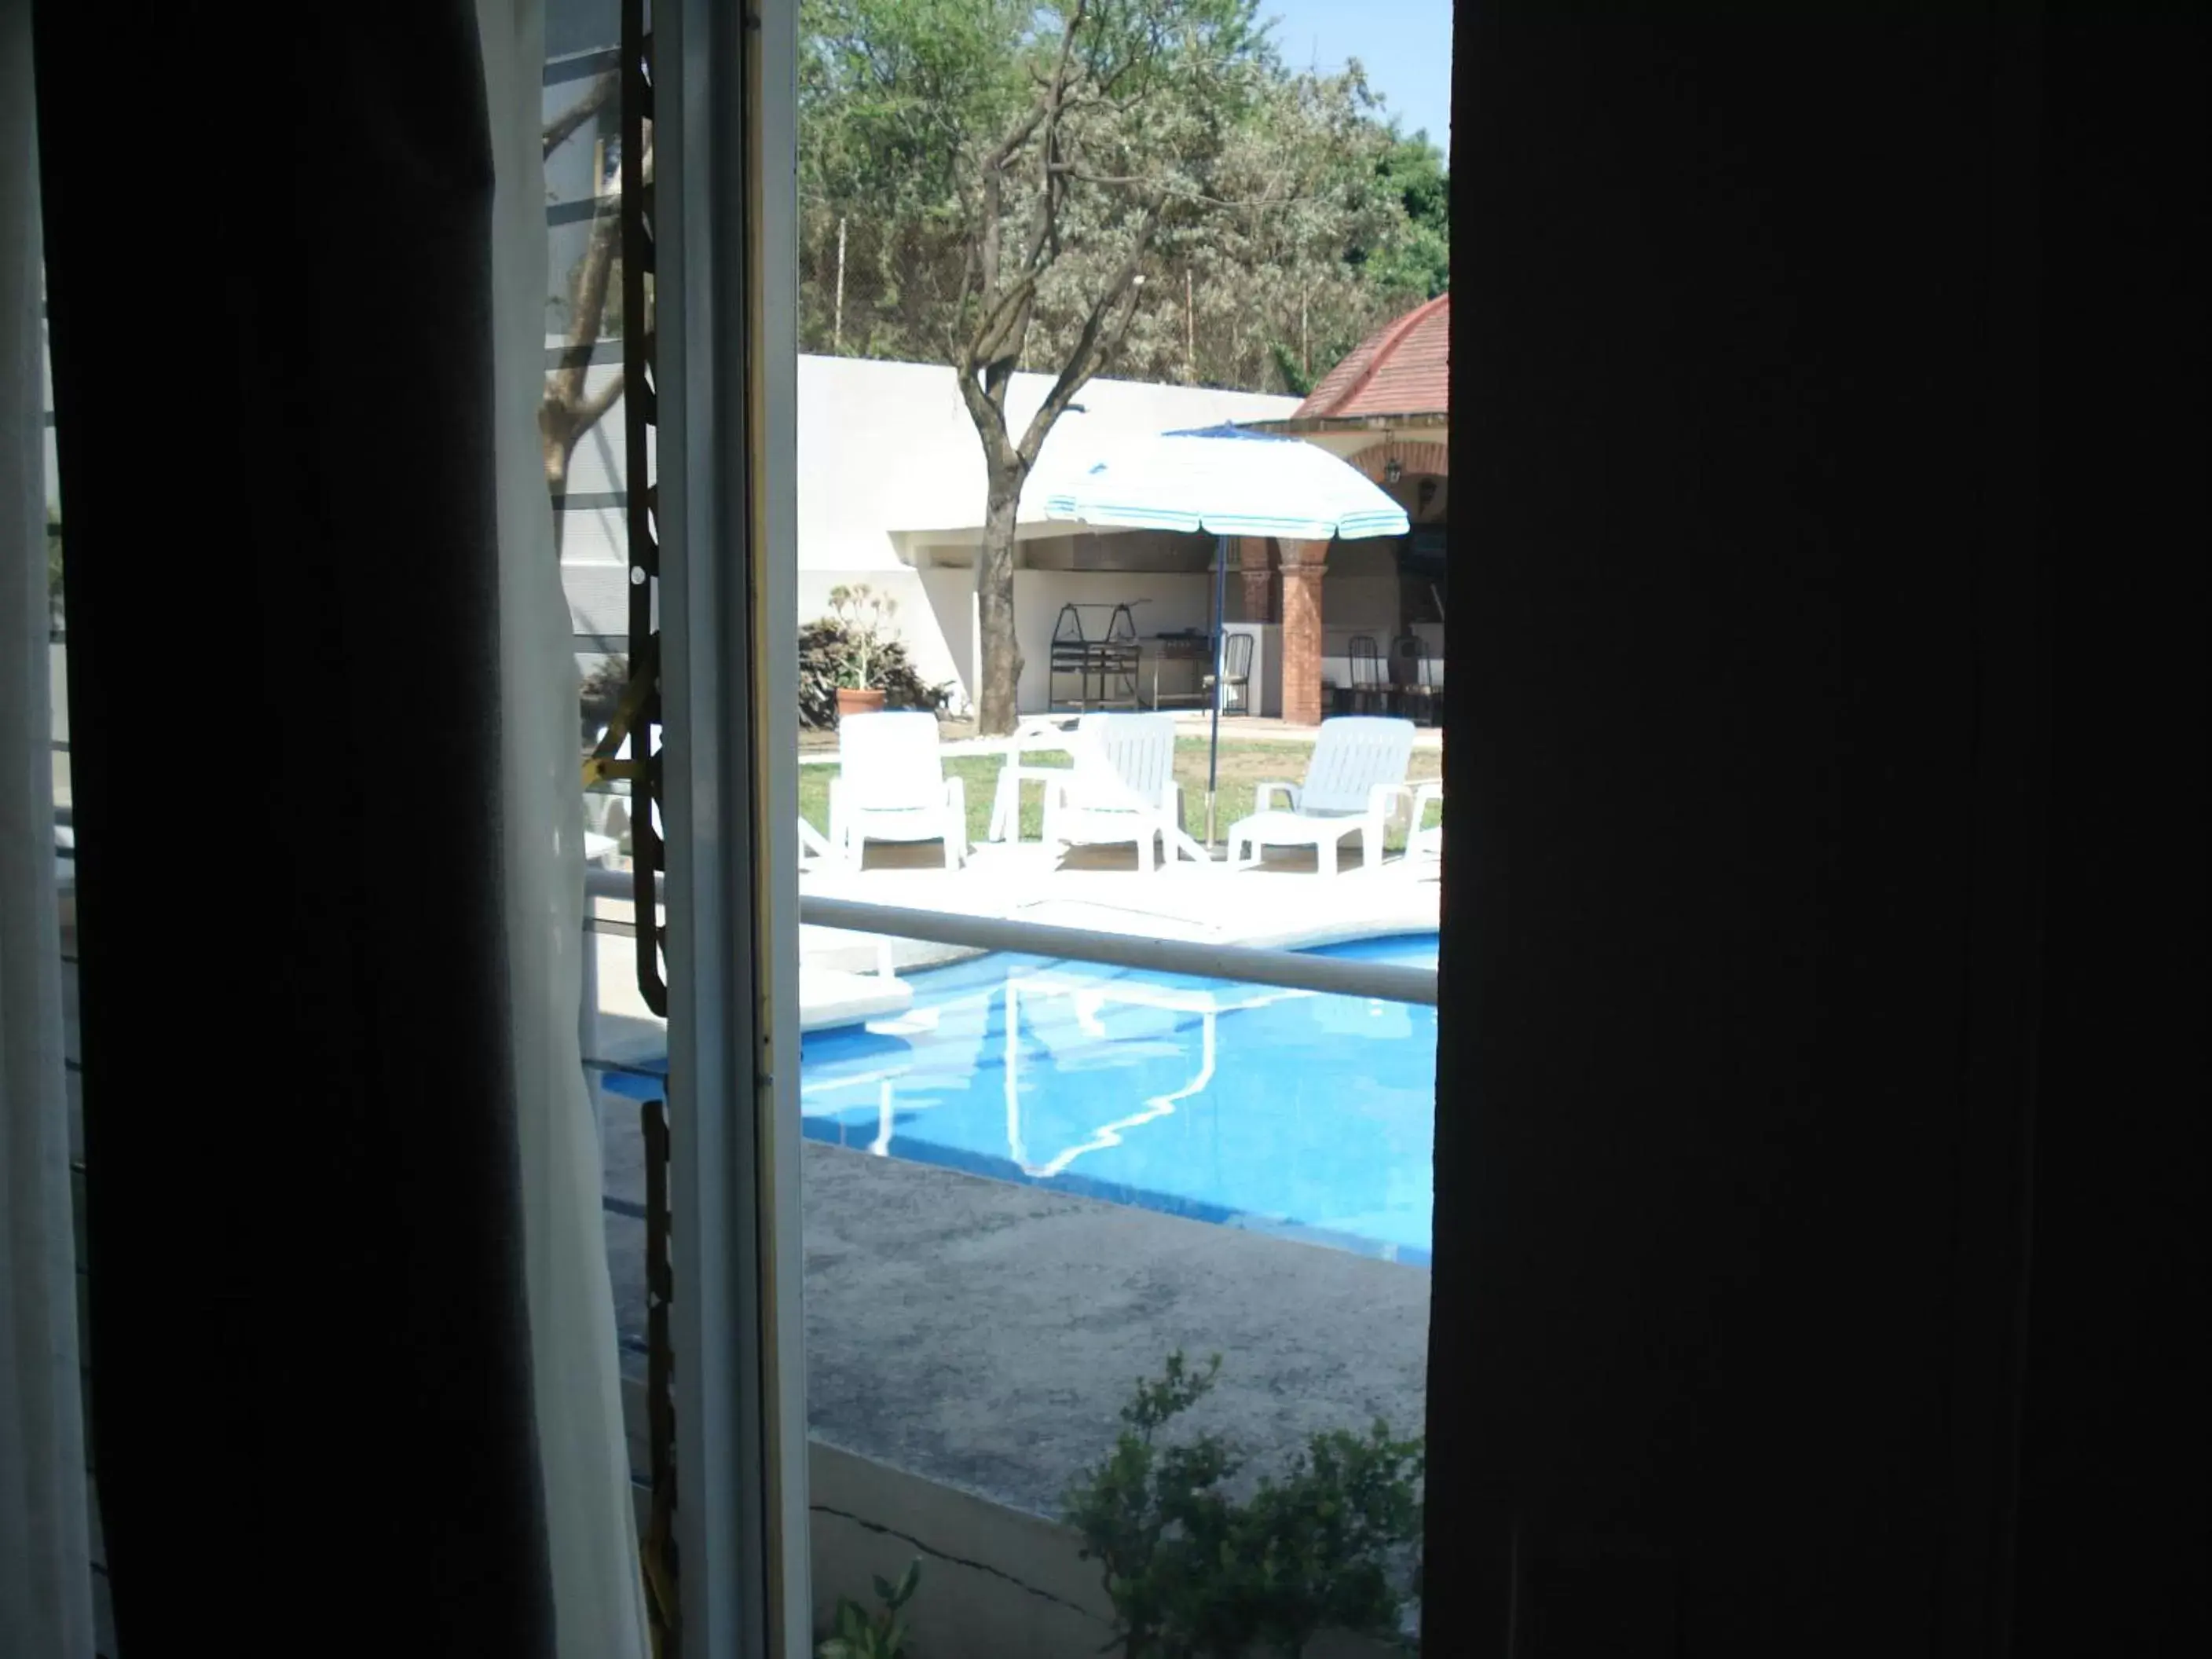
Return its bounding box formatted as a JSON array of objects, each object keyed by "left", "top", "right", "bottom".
[{"left": 799, "top": 0, "right": 1448, "bottom": 395}]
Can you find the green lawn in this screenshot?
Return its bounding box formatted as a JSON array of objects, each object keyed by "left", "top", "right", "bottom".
[{"left": 799, "top": 738, "right": 1442, "bottom": 854}]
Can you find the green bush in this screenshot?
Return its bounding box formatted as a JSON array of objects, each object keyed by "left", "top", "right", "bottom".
[
  {"left": 1065, "top": 1353, "right": 1423, "bottom": 1659},
  {"left": 580, "top": 653, "right": 630, "bottom": 742},
  {"left": 816, "top": 1557, "right": 921, "bottom": 1659}
]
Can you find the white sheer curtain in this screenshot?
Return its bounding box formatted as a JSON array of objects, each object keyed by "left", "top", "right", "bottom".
[
  {"left": 0, "top": 2, "right": 93, "bottom": 1653},
  {"left": 479, "top": 2, "right": 651, "bottom": 1655}
]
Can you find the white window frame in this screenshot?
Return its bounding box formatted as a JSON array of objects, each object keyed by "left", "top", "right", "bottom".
[{"left": 656, "top": 1, "right": 807, "bottom": 1654}]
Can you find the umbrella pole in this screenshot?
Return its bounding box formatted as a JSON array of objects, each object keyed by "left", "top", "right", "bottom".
[{"left": 1206, "top": 533, "right": 1227, "bottom": 851}]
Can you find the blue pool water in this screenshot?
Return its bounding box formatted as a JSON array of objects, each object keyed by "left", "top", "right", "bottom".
[{"left": 798, "top": 934, "right": 1438, "bottom": 1264}]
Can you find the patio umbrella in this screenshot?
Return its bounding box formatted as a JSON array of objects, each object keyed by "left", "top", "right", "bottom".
[{"left": 1038, "top": 423, "right": 1411, "bottom": 847}]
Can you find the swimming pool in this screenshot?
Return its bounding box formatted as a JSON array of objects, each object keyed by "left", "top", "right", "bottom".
[{"left": 797, "top": 934, "right": 1438, "bottom": 1264}]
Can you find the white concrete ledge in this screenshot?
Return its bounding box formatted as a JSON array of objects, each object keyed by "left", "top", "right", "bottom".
[{"left": 797, "top": 963, "right": 913, "bottom": 1032}]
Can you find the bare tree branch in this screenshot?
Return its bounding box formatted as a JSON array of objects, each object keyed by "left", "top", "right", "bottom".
[
  {"left": 542, "top": 127, "right": 654, "bottom": 508},
  {"left": 1016, "top": 198, "right": 1165, "bottom": 467},
  {"left": 967, "top": 271, "right": 1038, "bottom": 368},
  {"left": 542, "top": 74, "right": 617, "bottom": 159},
  {"left": 976, "top": 3, "right": 1084, "bottom": 296},
  {"left": 954, "top": 360, "right": 1016, "bottom": 473},
  {"left": 549, "top": 202, "right": 621, "bottom": 410},
  {"left": 575, "top": 368, "right": 628, "bottom": 430}
]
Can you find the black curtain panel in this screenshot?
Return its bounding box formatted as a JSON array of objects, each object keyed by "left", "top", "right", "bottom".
[
  {"left": 1430, "top": 8, "right": 2205, "bottom": 1657},
  {"left": 33, "top": 6, "right": 552, "bottom": 1653}
]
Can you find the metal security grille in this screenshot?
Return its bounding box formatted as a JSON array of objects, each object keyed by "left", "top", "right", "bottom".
[{"left": 566, "top": 1, "right": 676, "bottom": 1649}]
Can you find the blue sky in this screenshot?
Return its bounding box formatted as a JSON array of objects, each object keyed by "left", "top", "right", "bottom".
[{"left": 1259, "top": 0, "right": 1454, "bottom": 156}]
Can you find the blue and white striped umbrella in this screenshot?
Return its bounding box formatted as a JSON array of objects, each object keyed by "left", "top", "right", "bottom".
[
  {"left": 1036, "top": 423, "right": 1411, "bottom": 541},
  {"left": 1035, "top": 423, "right": 1412, "bottom": 849}
]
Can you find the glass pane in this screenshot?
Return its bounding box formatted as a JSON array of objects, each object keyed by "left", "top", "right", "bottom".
[
  {"left": 544, "top": 0, "right": 660, "bottom": 1545},
  {"left": 785, "top": 2, "right": 1452, "bottom": 1651}
]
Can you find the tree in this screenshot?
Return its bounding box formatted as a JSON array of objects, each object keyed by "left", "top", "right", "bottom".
[
  {"left": 807, "top": 0, "right": 1277, "bottom": 732},
  {"left": 1355, "top": 130, "right": 1449, "bottom": 302},
  {"left": 803, "top": 3, "right": 1448, "bottom": 728},
  {"left": 539, "top": 71, "right": 651, "bottom": 548},
  {"left": 1153, "top": 65, "right": 1430, "bottom": 396}
]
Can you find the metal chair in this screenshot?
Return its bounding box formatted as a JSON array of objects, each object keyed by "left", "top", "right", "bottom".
[
  {"left": 1203, "top": 630, "right": 1254, "bottom": 715},
  {"left": 1390, "top": 635, "right": 1437, "bottom": 725},
  {"left": 1347, "top": 635, "right": 1387, "bottom": 714}
]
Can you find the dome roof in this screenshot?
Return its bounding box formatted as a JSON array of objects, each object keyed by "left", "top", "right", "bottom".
[{"left": 1295, "top": 293, "right": 1450, "bottom": 420}]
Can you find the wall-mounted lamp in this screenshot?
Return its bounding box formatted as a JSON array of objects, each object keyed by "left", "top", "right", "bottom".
[{"left": 1384, "top": 455, "right": 1403, "bottom": 485}]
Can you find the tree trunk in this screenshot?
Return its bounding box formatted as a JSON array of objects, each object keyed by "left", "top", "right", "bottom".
[
  {"left": 543, "top": 425, "right": 571, "bottom": 558},
  {"left": 833, "top": 215, "right": 848, "bottom": 354},
  {"left": 976, "top": 474, "right": 1025, "bottom": 734}
]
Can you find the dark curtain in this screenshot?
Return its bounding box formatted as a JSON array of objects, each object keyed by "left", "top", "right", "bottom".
[
  {"left": 1430, "top": 6, "right": 2203, "bottom": 1657},
  {"left": 34, "top": 6, "right": 552, "bottom": 1652}
]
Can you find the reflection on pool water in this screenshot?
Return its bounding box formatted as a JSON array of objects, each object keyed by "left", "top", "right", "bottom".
[{"left": 799, "top": 934, "right": 1439, "bottom": 1265}]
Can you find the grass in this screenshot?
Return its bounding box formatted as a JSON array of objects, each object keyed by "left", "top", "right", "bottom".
[{"left": 798, "top": 738, "right": 1443, "bottom": 855}]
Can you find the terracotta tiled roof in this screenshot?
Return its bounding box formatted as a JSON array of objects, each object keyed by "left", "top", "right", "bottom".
[{"left": 1295, "top": 294, "right": 1450, "bottom": 419}]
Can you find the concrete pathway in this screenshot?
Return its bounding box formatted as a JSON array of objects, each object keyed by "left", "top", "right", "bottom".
[
  {"left": 597, "top": 1136, "right": 1431, "bottom": 1522},
  {"left": 800, "top": 1144, "right": 1430, "bottom": 1519}
]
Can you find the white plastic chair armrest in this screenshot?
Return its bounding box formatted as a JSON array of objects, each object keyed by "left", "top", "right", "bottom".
[
  {"left": 943, "top": 775, "right": 967, "bottom": 822},
  {"left": 1038, "top": 773, "right": 1073, "bottom": 837},
  {"left": 1368, "top": 782, "right": 1412, "bottom": 824},
  {"left": 1255, "top": 781, "right": 1301, "bottom": 815}
]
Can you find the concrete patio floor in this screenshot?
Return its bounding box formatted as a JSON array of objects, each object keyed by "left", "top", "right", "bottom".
[{"left": 599, "top": 1136, "right": 1431, "bottom": 1523}]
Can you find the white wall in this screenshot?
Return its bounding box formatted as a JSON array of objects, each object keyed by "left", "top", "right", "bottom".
[
  {"left": 555, "top": 350, "right": 1298, "bottom": 715},
  {"left": 795, "top": 354, "right": 1298, "bottom": 554},
  {"left": 551, "top": 361, "right": 638, "bottom": 572},
  {"left": 796, "top": 566, "right": 969, "bottom": 712}
]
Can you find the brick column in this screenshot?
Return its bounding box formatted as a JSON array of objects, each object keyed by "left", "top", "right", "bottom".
[
  {"left": 1238, "top": 536, "right": 1275, "bottom": 622},
  {"left": 1278, "top": 538, "right": 1330, "bottom": 726}
]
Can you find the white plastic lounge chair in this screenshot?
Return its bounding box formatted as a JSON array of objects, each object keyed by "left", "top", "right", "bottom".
[
  {"left": 1040, "top": 712, "right": 1202, "bottom": 873},
  {"left": 1227, "top": 716, "right": 1416, "bottom": 877},
  {"left": 986, "top": 713, "right": 1082, "bottom": 844},
  {"left": 829, "top": 710, "right": 966, "bottom": 870},
  {"left": 1404, "top": 781, "right": 1442, "bottom": 877},
  {"left": 797, "top": 815, "right": 836, "bottom": 868}
]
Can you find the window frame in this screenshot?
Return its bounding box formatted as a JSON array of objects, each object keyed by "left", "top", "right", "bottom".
[{"left": 656, "top": 0, "right": 808, "bottom": 1654}]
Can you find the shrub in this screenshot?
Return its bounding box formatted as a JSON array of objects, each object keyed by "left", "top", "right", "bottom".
[
  {"left": 799, "top": 615, "right": 947, "bottom": 728},
  {"left": 816, "top": 1558, "right": 921, "bottom": 1659},
  {"left": 580, "top": 653, "right": 630, "bottom": 744},
  {"left": 1064, "top": 1352, "right": 1423, "bottom": 1659}
]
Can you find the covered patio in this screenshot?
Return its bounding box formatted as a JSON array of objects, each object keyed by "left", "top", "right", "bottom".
[{"left": 1239, "top": 293, "right": 1451, "bottom": 726}]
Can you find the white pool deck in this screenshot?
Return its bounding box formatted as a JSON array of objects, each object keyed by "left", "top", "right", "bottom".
[
  {"left": 585, "top": 837, "right": 1441, "bottom": 1070},
  {"left": 798, "top": 710, "right": 1447, "bottom": 764}
]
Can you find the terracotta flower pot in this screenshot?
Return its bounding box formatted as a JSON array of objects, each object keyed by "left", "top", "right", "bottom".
[{"left": 835, "top": 687, "right": 887, "bottom": 719}]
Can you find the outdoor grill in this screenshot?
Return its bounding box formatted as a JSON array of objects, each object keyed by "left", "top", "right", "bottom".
[{"left": 1048, "top": 602, "right": 1142, "bottom": 711}]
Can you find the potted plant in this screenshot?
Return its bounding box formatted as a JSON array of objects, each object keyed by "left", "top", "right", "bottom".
[{"left": 828, "top": 583, "right": 897, "bottom": 718}]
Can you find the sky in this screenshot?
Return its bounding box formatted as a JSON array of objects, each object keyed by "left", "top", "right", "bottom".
[{"left": 1259, "top": 0, "right": 1455, "bottom": 156}]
